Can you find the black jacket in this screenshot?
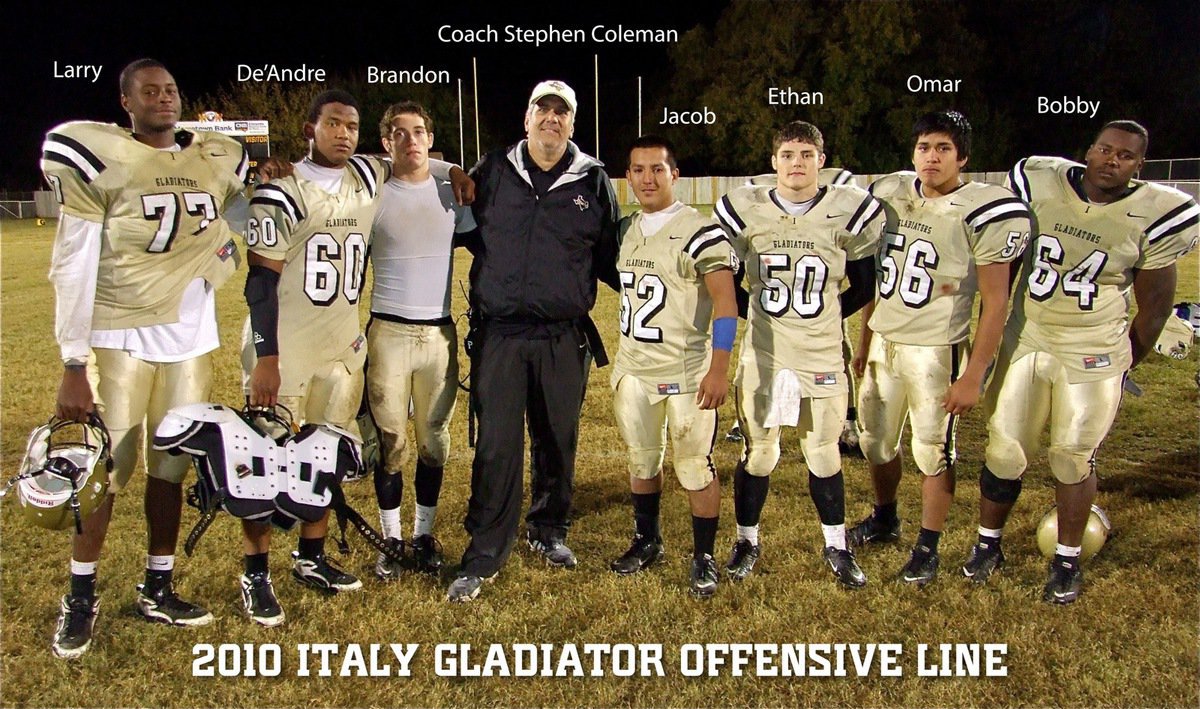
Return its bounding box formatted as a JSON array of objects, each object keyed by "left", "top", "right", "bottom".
[{"left": 464, "top": 141, "right": 620, "bottom": 324}]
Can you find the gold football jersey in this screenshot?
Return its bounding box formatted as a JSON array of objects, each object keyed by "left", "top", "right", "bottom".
[
  {"left": 611, "top": 205, "right": 736, "bottom": 397},
  {"left": 1006, "top": 156, "right": 1200, "bottom": 379},
  {"left": 246, "top": 156, "right": 391, "bottom": 395},
  {"left": 748, "top": 167, "right": 855, "bottom": 188},
  {"left": 867, "top": 172, "right": 1032, "bottom": 345},
  {"left": 41, "top": 121, "right": 248, "bottom": 329},
  {"left": 716, "top": 184, "right": 884, "bottom": 395}
]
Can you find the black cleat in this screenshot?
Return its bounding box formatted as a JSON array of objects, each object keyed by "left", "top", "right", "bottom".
[
  {"left": 899, "top": 545, "right": 939, "bottom": 587},
  {"left": 610, "top": 534, "right": 665, "bottom": 575},
  {"left": 847, "top": 512, "right": 901, "bottom": 547},
  {"left": 411, "top": 535, "right": 445, "bottom": 575},
  {"left": 240, "top": 572, "right": 285, "bottom": 627},
  {"left": 527, "top": 534, "right": 578, "bottom": 569},
  {"left": 823, "top": 546, "right": 867, "bottom": 589},
  {"left": 725, "top": 423, "right": 744, "bottom": 443},
  {"left": 52, "top": 594, "right": 99, "bottom": 659},
  {"left": 292, "top": 552, "right": 363, "bottom": 593},
  {"left": 1042, "top": 558, "right": 1083, "bottom": 605},
  {"left": 689, "top": 554, "right": 719, "bottom": 599},
  {"left": 961, "top": 541, "right": 1005, "bottom": 584},
  {"left": 724, "top": 539, "right": 761, "bottom": 580},
  {"left": 136, "top": 582, "right": 214, "bottom": 626}
]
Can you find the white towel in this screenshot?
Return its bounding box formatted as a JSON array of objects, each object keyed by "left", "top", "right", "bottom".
[{"left": 763, "top": 369, "right": 803, "bottom": 428}]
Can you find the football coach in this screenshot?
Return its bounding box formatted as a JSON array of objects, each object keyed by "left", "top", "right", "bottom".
[{"left": 449, "top": 80, "right": 621, "bottom": 602}]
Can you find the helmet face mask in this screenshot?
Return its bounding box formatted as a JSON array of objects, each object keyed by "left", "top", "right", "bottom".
[
  {"left": 1036, "top": 504, "right": 1113, "bottom": 561},
  {"left": 10, "top": 416, "right": 113, "bottom": 532}
]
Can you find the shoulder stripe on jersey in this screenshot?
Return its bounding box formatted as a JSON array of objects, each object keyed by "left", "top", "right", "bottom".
[
  {"left": 235, "top": 148, "right": 250, "bottom": 185},
  {"left": 42, "top": 132, "right": 106, "bottom": 183},
  {"left": 847, "top": 195, "right": 883, "bottom": 235},
  {"left": 1008, "top": 158, "right": 1032, "bottom": 203},
  {"left": 684, "top": 225, "right": 729, "bottom": 259},
  {"left": 714, "top": 195, "right": 745, "bottom": 235},
  {"left": 250, "top": 184, "right": 303, "bottom": 224},
  {"left": 348, "top": 156, "right": 377, "bottom": 198},
  {"left": 831, "top": 169, "right": 853, "bottom": 185},
  {"left": 966, "top": 197, "right": 1031, "bottom": 230},
  {"left": 1146, "top": 200, "right": 1200, "bottom": 243}
]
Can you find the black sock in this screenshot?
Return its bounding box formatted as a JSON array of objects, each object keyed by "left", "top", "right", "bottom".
[
  {"left": 916, "top": 527, "right": 942, "bottom": 552},
  {"left": 874, "top": 501, "right": 899, "bottom": 525},
  {"left": 692, "top": 515, "right": 719, "bottom": 558},
  {"left": 298, "top": 536, "right": 325, "bottom": 560},
  {"left": 70, "top": 573, "right": 97, "bottom": 600},
  {"left": 143, "top": 568, "right": 172, "bottom": 592},
  {"left": 846, "top": 406, "right": 857, "bottom": 423},
  {"left": 978, "top": 533, "right": 1001, "bottom": 548},
  {"left": 809, "top": 471, "right": 846, "bottom": 526},
  {"left": 734, "top": 464, "right": 770, "bottom": 527},
  {"left": 414, "top": 461, "right": 444, "bottom": 507},
  {"left": 244, "top": 552, "right": 269, "bottom": 576},
  {"left": 375, "top": 469, "right": 402, "bottom": 510},
  {"left": 632, "top": 491, "right": 662, "bottom": 540}
]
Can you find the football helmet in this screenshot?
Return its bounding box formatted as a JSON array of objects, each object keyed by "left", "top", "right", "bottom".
[
  {"left": 1173, "top": 302, "right": 1200, "bottom": 336},
  {"left": 4, "top": 415, "right": 112, "bottom": 532},
  {"left": 1154, "top": 312, "right": 1193, "bottom": 360},
  {"left": 1036, "top": 504, "right": 1113, "bottom": 560}
]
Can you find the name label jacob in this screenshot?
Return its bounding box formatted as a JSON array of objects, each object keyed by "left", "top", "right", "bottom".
[
  {"left": 54, "top": 62, "right": 102, "bottom": 83},
  {"left": 768, "top": 88, "right": 824, "bottom": 105},
  {"left": 660, "top": 106, "right": 715, "bottom": 125},
  {"left": 237, "top": 64, "right": 327, "bottom": 82}
]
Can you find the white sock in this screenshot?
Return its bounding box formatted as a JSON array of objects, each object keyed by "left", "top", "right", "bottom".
[
  {"left": 736, "top": 524, "right": 759, "bottom": 545},
  {"left": 380, "top": 507, "right": 402, "bottom": 540},
  {"left": 414, "top": 504, "right": 437, "bottom": 538},
  {"left": 1055, "top": 544, "right": 1082, "bottom": 558},
  {"left": 146, "top": 554, "right": 174, "bottom": 572},
  {"left": 978, "top": 526, "right": 1003, "bottom": 540},
  {"left": 71, "top": 559, "right": 98, "bottom": 576},
  {"left": 822, "top": 524, "right": 847, "bottom": 550}
]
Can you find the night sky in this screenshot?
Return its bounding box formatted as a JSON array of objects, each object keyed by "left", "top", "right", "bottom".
[{"left": 4, "top": 1, "right": 1197, "bottom": 189}]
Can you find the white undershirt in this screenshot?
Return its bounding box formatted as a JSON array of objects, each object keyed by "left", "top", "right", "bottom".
[
  {"left": 370, "top": 175, "right": 476, "bottom": 320},
  {"left": 774, "top": 192, "right": 818, "bottom": 216},
  {"left": 638, "top": 201, "right": 686, "bottom": 237},
  {"left": 295, "top": 158, "right": 344, "bottom": 193}
]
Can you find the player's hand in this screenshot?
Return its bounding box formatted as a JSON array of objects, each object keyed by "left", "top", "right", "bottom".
[
  {"left": 851, "top": 352, "right": 867, "bottom": 379},
  {"left": 942, "top": 375, "right": 983, "bottom": 416},
  {"left": 449, "top": 166, "right": 476, "bottom": 206},
  {"left": 248, "top": 356, "right": 281, "bottom": 408},
  {"left": 696, "top": 370, "right": 729, "bottom": 410},
  {"left": 56, "top": 367, "right": 94, "bottom": 422},
  {"left": 256, "top": 157, "right": 294, "bottom": 184}
]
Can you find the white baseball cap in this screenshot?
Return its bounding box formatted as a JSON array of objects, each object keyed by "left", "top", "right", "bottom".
[{"left": 528, "top": 80, "right": 577, "bottom": 113}]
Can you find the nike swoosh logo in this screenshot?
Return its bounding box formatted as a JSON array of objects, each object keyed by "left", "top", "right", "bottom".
[
  {"left": 949, "top": 201, "right": 965, "bottom": 207},
  {"left": 1127, "top": 212, "right": 1145, "bottom": 218},
  {"left": 826, "top": 213, "right": 844, "bottom": 219},
  {"left": 668, "top": 235, "right": 683, "bottom": 240}
]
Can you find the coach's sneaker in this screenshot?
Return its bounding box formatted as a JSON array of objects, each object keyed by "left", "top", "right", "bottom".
[
  {"left": 961, "top": 541, "right": 1005, "bottom": 583},
  {"left": 411, "top": 535, "right": 445, "bottom": 575},
  {"left": 526, "top": 533, "right": 578, "bottom": 569},
  {"left": 446, "top": 572, "right": 497, "bottom": 603},
  {"left": 291, "top": 551, "right": 363, "bottom": 593},
  {"left": 724, "top": 538, "right": 761, "bottom": 580},
  {"left": 847, "top": 512, "right": 901, "bottom": 547},
  {"left": 823, "top": 546, "right": 867, "bottom": 589},
  {"left": 136, "top": 581, "right": 214, "bottom": 626},
  {"left": 1042, "top": 558, "right": 1083, "bottom": 605},
  {"left": 610, "top": 534, "right": 665, "bottom": 575},
  {"left": 52, "top": 594, "right": 99, "bottom": 659},
  {"left": 240, "top": 572, "right": 285, "bottom": 627},
  {"left": 899, "top": 545, "right": 939, "bottom": 587},
  {"left": 689, "top": 554, "right": 719, "bottom": 599},
  {"left": 375, "top": 538, "right": 407, "bottom": 582}
]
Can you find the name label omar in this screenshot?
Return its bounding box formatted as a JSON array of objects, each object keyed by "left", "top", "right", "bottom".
[
  {"left": 367, "top": 66, "right": 450, "bottom": 84},
  {"left": 661, "top": 106, "right": 716, "bottom": 125},
  {"left": 768, "top": 87, "right": 824, "bottom": 105},
  {"left": 1038, "top": 96, "right": 1100, "bottom": 117},
  {"left": 907, "top": 74, "right": 961, "bottom": 92},
  {"left": 237, "top": 64, "right": 327, "bottom": 82},
  {"left": 53, "top": 61, "right": 102, "bottom": 83}
]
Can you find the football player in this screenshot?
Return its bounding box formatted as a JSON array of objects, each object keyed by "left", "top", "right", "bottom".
[
  {"left": 608, "top": 135, "right": 738, "bottom": 598},
  {"left": 715, "top": 121, "right": 883, "bottom": 588},
  {"left": 40, "top": 58, "right": 249, "bottom": 658},
  {"left": 367, "top": 101, "right": 476, "bottom": 580},
  {"left": 847, "top": 111, "right": 1032, "bottom": 586},
  {"left": 962, "top": 120, "right": 1198, "bottom": 603}
]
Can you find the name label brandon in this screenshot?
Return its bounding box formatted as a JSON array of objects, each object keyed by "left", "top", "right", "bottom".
[
  {"left": 237, "top": 64, "right": 326, "bottom": 82},
  {"left": 367, "top": 65, "right": 450, "bottom": 84},
  {"left": 1038, "top": 96, "right": 1100, "bottom": 117},
  {"left": 661, "top": 106, "right": 716, "bottom": 125},
  {"left": 769, "top": 87, "right": 824, "bottom": 105},
  {"left": 53, "top": 61, "right": 102, "bottom": 83}
]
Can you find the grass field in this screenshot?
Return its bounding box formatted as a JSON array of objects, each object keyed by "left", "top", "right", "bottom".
[{"left": 1, "top": 215, "right": 1197, "bottom": 708}]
